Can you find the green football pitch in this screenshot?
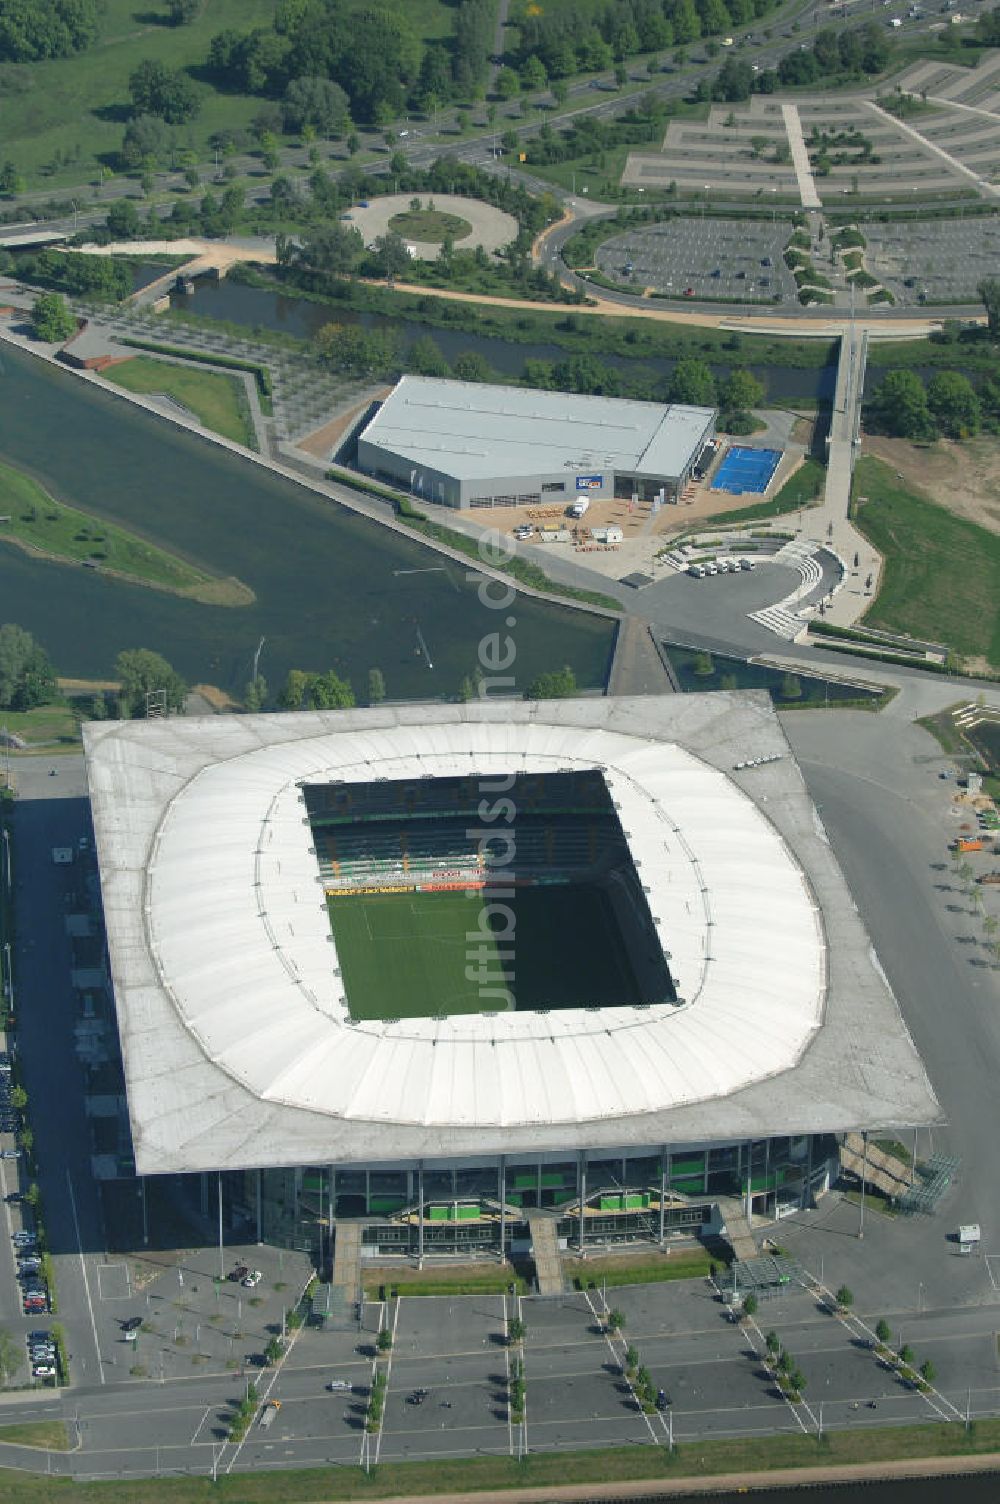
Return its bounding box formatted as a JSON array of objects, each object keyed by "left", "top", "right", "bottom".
[{"left": 326, "top": 884, "right": 640, "bottom": 1020}]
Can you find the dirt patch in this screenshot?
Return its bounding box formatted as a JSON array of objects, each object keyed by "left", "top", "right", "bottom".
[
  {"left": 298, "top": 387, "right": 392, "bottom": 460},
  {"left": 863, "top": 433, "right": 1000, "bottom": 537},
  {"left": 191, "top": 683, "right": 240, "bottom": 711}
]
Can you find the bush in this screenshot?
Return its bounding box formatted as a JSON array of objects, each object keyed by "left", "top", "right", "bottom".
[{"left": 835, "top": 1285, "right": 854, "bottom": 1310}]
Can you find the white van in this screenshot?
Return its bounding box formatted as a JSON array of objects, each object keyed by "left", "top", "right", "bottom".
[{"left": 705, "top": 561, "right": 718, "bottom": 575}]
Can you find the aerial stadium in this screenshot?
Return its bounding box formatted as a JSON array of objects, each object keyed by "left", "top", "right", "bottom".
[{"left": 83, "top": 694, "right": 938, "bottom": 1268}]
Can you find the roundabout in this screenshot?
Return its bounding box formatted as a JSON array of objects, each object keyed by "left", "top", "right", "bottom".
[{"left": 343, "top": 193, "right": 518, "bottom": 262}]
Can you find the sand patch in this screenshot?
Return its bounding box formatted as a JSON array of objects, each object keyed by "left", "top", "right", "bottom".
[{"left": 863, "top": 434, "right": 1000, "bottom": 537}]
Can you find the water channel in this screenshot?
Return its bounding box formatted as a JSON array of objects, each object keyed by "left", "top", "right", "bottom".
[
  {"left": 0, "top": 343, "right": 615, "bottom": 698},
  {"left": 172, "top": 277, "right": 841, "bottom": 403}
]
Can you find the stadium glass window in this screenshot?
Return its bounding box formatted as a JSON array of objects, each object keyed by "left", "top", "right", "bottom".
[
  {"left": 517, "top": 494, "right": 541, "bottom": 505},
  {"left": 491, "top": 495, "right": 517, "bottom": 507},
  {"left": 542, "top": 481, "right": 565, "bottom": 493},
  {"left": 469, "top": 497, "right": 493, "bottom": 508}
]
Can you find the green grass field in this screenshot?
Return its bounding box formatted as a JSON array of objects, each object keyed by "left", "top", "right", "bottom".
[
  {"left": 853, "top": 455, "right": 1000, "bottom": 672},
  {"left": 104, "top": 355, "right": 256, "bottom": 448},
  {"left": 388, "top": 209, "right": 474, "bottom": 244},
  {"left": 327, "top": 883, "right": 639, "bottom": 1020},
  {"left": 0, "top": 0, "right": 276, "bottom": 190}
]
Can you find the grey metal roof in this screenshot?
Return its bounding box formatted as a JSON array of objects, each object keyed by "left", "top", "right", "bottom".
[
  {"left": 83, "top": 694, "right": 939, "bottom": 1177},
  {"left": 358, "top": 375, "right": 715, "bottom": 483}
]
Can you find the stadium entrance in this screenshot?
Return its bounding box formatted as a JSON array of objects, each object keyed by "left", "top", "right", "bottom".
[{"left": 303, "top": 770, "right": 676, "bottom": 1020}]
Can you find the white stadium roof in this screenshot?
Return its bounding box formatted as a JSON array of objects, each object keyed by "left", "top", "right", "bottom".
[{"left": 84, "top": 695, "right": 938, "bottom": 1175}]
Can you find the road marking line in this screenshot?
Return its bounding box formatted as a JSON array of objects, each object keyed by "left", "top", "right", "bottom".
[
  {"left": 189, "top": 1406, "right": 211, "bottom": 1446},
  {"left": 984, "top": 1254, "right": 1000, "bottom": 1292},
  {"left": 373, "top": 1294, "right": 401, "bottom": 1465},
  {"left": 66, "top": 1167, "right": 103, "bottom": 1386},
  {"left": 582, "top": 1289, "right": 658, "bottom": 1445}
]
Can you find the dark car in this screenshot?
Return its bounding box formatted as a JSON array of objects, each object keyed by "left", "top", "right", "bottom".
[
  {"left": 407, "top": 1388, "right": 429, "bottom": 1405},
  {"left": 121, "top": 1316, "right": 142, "bottom": 1333},
  {"left": 228, "top": 1264, "right": 249, "bottom": 1283}
]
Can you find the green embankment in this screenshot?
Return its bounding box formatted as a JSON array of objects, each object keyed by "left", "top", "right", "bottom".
[
  {"left": 103, "top": 356, "right": 257, "bottom": 449},
  {"left": 852, "top": 456, "right": 1000, "bottom": 672},
  {"left": 0, "top": 459, "right": 252, "bottom": 606}
]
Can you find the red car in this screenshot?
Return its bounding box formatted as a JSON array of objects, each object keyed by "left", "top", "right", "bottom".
[{"left": 683, "top": 287, "right": 695, "bottom": 297}]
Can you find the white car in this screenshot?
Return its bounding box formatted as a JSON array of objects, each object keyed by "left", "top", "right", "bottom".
[
  {"left": 32, "top": 1364, "right": 56, "bottom": 1378},
  {"left": 242, "top": 1269, "right": 263, "bottom": 1288},
  {"left": 326, "top": 1378, "right": 353, "bottom": 1391}
]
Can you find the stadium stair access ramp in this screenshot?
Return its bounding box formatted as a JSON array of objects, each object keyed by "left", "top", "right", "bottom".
[
  {"left": 331, "top": 1221, "right": 363, "bottom": 1310},
  {"left": 527, "top": 1212, "right": 565, "bottom": 1296},
  {"left": 839, "top": 1134, "right": 912, "bottom": 1202},
  {"left": 717, "top": 1197, "right": 759, "bottom": 1263}
]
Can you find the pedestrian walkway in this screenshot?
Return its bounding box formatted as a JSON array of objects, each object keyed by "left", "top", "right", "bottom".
[
  {"left": 781, "top": 103, "right": 822, "bottom": 209},
  {"left": 527, "top": 1212, "right": 564, "bottom": 1296},
  {"left": 865, "top": 99, "right": 1000, "bottom": 202}
]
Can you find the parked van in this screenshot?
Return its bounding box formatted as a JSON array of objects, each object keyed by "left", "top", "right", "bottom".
[
  {"left": 705, "top": 562, "right": 719, "bottom": 575},
  {"left": 740, "top": 557, "right": 755, "bottom": 570}
]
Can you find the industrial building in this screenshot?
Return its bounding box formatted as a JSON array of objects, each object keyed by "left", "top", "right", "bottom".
[
  {"left": 83, "top": 694, "right": 937, "bottom": 1274},
  {"left": 356, "top": 375, "right": 716, "bottom": 510}
]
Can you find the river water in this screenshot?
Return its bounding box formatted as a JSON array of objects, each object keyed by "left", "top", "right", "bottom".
[
  {"left": 0, "top": 343, "right": 614, "bottom": 698},
  {"left": 173, "top": 277, "right": 839, "bottom": 403}
]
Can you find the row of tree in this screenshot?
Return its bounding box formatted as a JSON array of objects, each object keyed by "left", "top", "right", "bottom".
[
  {"left": 0, "top": 0, "right": 100, "bottom": 63},
  {"left": 512, "top": 0, "right": 781, "bottom": 79},
  {"left": 707, "top": 22, "right": 891, "bottom": 102},
  {"left": 870, "top": 367, "right": 996, "bottom": 441}
]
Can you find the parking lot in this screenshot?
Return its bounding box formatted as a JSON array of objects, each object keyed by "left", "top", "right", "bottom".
[
  {"left": 865, "top": 215, "right": 1000, "bottom": 305},
  {"left": 594, "top": 219, "right": 797, "bottom": 303}
]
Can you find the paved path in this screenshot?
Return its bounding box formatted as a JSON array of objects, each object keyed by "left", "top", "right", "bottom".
[
  {"left": 865, "top": 99, "right": 1000, "bottom": 202},
  {"left": 342, "top": 194, "right": 518, "bottom": 261},
  {"left": 781, "top": 102, "right": 823, "bottom": 208}
]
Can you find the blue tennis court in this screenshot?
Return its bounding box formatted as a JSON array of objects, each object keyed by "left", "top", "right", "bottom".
[{"left": 712, "top": 446, "right": 782, "bottom": 495}]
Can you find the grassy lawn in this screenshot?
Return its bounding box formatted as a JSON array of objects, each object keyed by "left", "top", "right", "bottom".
[
  {"left": 388, "top": 210, "right": 473, "bottom": 244},
  {"left": 103, "top": 355, "right": 256, "bottom": 448},
  {"left": 0, "top": 458, "right": 249, "bottom": 605},
  {"left": 0, "top": 705, "right": 80, "bottom": 749},
  {"left": 366, "top": 1272, "right": 532, "bottom": 1298},
  {"left": 852, "top": 456, "right": 1000, "bottom": 672},
  {"left": 572, "top": 1250, "right": 717, "bottom": 1287},
  {"left": 3, "top": 1420, "right": 1000, "bottom": 1500},
  {"left": 0, "top": 1421, "right": 70, "bottom": 1451},
  {"left": 0, "top": 0, "right": 275, "bottom": 191}
]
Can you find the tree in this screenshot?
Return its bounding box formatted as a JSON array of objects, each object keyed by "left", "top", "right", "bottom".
[
  {"left": 919, "top": 1358, "right": 936, "bottom": 1386},
  {"left": 10, "top": 1085, "right": 26, "bottom": 1111},
  {"left": 835, "top": 1285, "right": 854, "bottom": 1310},
  {"left": 720, "top": 369, "right": 763, "bottom": 415},
  {"left": 376, "top": 1327, "right": 393, "bottom": 1351},
  {"left": 453, "top": 350, "right": 490, "bottom": 384},
  {"left": 927, "top": 370, "right": 981, "bottom": 439},
  {"left": 296, "top": 223, "right": 364, "bottom": 277},
  {"left": 765, "top": 1330, "right": 780, "bottom": 1355},
  {"left": 372, "top": 232, "right": 412, "bottom": 281},
  {"left": 106, "top": 198, "right": 141, "bottom": 239},
  {"left": 408, "top": 334, "right": 449, "bottom": 377},
  {"left": 120, "top": 114, "right": 173, "bottom": 170},
  {"left": 526, "top": 665, "right": 576, "bottom": 700},
  {"left": 875, "top": 1318, "right": 892, "bottom": 1346},
  {"left": 0, "top": 0, "right": 100, "bottom": 61},
  {"left": 495, "top": 66, "right": 520, "bottom": 100},
  {"left": 244, "top": 676, "right": 268, "bottom": 712},
  {"left": 520, "top": 54, "right": 547, "bottom": 92},
  {"left": 129, "top": 59, "right": 200, "bottom": 124},
  {"left": 624, "top": 1344, "right": 639, "bottom": 1373},
  {"left": 607, "top": 1308, "right": 626, "bottom": 1333},
  {"left": 30, "top": 291, "right": 75, "bottom": 343},
  {"left": 166, "top": 0, "right": 198, "bottom": 21},
  {"left": 283, "top": 76, "right": 350, "bottom": 136},
  {"left": 978, "top": 276, "right": 1000, "bottom": 337},
  {"left": 667, "top": 359, "right": 716, "bottom": 406},
  {"left": 0, "top": 160, "right": 25, "bottom": 196},
  {"left": 279, "top": 669, "right": 309, "bottom": 709},
  {"left": 0, "top": 624, "right": 57, "bottom": 711},
  {"left": 115, "top": 649, "right": 187, "bottom": 717},
  {"left": 0, "top": 1328, "right": 22, "bottom": 1386},
  {"left": 507, "top": 1315, "right": 526, "bottom": 1343},
  {"left": 366, "top": 667, "right": 386, "bottom": 705},
  {"left": 742, "top": 1293, "right": 758, "bottom": 1318},
  {"left": 899, "top": 1344, "right": 914, "bottom": 1367},
  {"left": 873, "top": 369, "right": 934, "bottom": 440}
]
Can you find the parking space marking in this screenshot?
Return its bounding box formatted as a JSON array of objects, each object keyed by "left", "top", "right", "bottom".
[
  {"left": 372, "top": 1297, "right": 399, "bottom": 1466},
  {"left": 96, "top": 1262, "right": 130, "bottom": 1301},
  {"left": 984, "top": 1254, "right": 1000, "bottom": 1292},
  {"left": 189, "top": 1406, "right": 211, "bottom": 1446},
  {"left": 582, "top": 1289, "right": 658, "bottom": 1444},
  {"left": 66, "top": 1168, "right": 103, "bottom": 1386}
]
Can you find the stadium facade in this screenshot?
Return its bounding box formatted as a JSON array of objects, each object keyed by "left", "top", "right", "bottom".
[
  {"left": 356, "top": 375, "right": 716, "bottom": 510},
  {"left": 83, "top": 695, "right": 938, "bottom": 1264}
]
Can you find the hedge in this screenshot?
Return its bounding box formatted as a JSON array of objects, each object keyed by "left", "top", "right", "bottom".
[{"left": 117, "top": 338, "right": 272, "bottom": 401}]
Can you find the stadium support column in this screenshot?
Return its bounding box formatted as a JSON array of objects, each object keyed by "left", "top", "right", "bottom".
[
  {"left": 217, "top": 1172, "right": 225, "bottom": 1280},
  {"left": 578, "top": 1153, "right": 586, "bottom": 1256},
  {"left": 256, "top": 1170, "right": 262, "bottom": 1245},
  {"left": 417, "top": 1162, "right": 425, "bottom": 1268},
  {"left": 659, "top": 1148, "right": 668, "bottom": 1245},
  {"left": 744, "top": 1142, "right": 753, "bottom": 1227},
  {"left": 499, "top": 1157, "right": 506, "bottom": 1264}
]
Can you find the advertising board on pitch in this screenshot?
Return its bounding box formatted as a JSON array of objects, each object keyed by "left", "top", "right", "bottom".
[{"left": 575, "top": 474, "right": 603, "bottom": 491}]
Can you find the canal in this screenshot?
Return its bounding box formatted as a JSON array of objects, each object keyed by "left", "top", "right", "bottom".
[{"left": 0, "top": 343, "right": 615, "bottom": 700}]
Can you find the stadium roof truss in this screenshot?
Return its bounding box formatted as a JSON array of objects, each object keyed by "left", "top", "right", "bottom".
[{"left": 84, "top": 694, "right": 939, "bottom": 1176}]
